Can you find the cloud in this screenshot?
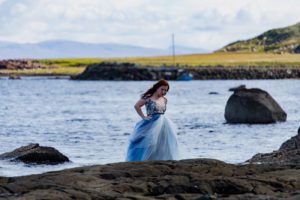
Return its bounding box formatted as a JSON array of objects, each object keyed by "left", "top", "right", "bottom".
[{"left": 0, "top": 0, "right": 300, "bottom": 51}]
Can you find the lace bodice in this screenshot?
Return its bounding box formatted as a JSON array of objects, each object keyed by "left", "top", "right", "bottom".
[{"left": 145, "top": 97, "right": 167, "bottom": 116}]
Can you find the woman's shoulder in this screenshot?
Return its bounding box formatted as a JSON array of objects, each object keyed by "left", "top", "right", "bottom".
[
  {"left": 142, "top": 94, "right": 152, "bottom": 100},
  {"left": 141, "top": 96, "right": 151, "bottom": 103}
]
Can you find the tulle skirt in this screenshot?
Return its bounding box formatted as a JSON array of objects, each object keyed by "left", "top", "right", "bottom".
[{"left": 126, "top": 114, "right": 179, "bottom": 161}]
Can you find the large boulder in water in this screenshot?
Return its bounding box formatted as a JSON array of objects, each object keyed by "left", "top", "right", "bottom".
[
  {"left": 0, "top": 143, "right": 69, "bottom": 165},
  {"left": 224, "top": 86, "right": 287, "bottom": 124}
]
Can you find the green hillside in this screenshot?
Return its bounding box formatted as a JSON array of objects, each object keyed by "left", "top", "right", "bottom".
[{"left": 218, "top": 22, "right": 300, "bottom": 54}]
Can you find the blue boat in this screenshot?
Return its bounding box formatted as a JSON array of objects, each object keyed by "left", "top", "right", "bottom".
[{"left": 177, "top": 72, "right": 193, "bottom": 81}]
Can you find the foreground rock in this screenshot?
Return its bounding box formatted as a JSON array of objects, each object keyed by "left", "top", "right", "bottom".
[
  {"left": 225, "top": 86, "right": 287, "bottom": 124},
  {"left": 0, "top": 159, "right": 299, "bottom": 199},
  {"left": 2, "top": 129, "right": 300, "bottom": 199},
  {"left": 248, "top": 148, "right": 300, "bottom": 165},
  {"left": 248, "top": 128, "right": 300, "bottom": 165},
  {"left": 0, "top": 143, "right": 69, "bottom": 165},
  {"left": 280, "top": 127, "right": 300, "bottom": 150}
]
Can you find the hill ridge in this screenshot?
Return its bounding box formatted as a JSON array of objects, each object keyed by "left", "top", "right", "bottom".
[{"left": 218, "top": 22, "right": 300, "bottom": 54}]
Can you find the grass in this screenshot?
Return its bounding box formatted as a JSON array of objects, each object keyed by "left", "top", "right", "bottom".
[
  {"left": 2, "top": 52, "right": 300, "bottom": 76},
  {"left": 124, "top": 52, "right": 300, "bottom": 67},
  {"left": 37, "top": 58, "right": 107, "bottom": 67},
  {"left": 40, "top": 52, "right": 300, "bottom": 67},
  {"left": 0, "top": 67, "right": 85, "bottom": 76}
]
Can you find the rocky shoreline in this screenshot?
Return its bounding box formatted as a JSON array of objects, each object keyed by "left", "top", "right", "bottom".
[
  {"left": 0, "top": 60, "right": 52, "bottom": 70},
  {"left": 1, "top": 128, "right": 300, "bottom": 199},
  {"left": 71, "top": 62, "right": 300, "bottom": 80},
  {"left": 0, "top": 159, "right": 299, "bottom": 199},
  {"left": 1, "top": 60, "right": 300, "bottom": 80}
]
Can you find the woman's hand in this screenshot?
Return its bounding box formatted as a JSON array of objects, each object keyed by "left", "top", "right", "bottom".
[{"left": 143, "top": 116, "right": 152, "bottom": 120}]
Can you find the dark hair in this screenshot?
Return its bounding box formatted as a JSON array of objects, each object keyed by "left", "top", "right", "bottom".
[{"left": 142, "top": 79, "right": 169, "bottom": 99}]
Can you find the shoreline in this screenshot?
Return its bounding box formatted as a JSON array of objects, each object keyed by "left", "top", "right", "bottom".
[
  {"left": 1, "top": 158, "right": 299, "bottom": 199},
  {"left": 72, "top": 63, "right": 300, "bottom": 80},
  {"left": 2, "top": 75, "right": 300, "bottom": 80},
  {"left": 2, "top": 58, "right": 300, "bottom": 79},
  {"left": 1, "top": 128, "right": 299, "bottom": 199}
]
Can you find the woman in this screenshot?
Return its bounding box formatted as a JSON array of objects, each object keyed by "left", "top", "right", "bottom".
[{"left": 126, "top": 79, "right": 179, "bottom": 161}]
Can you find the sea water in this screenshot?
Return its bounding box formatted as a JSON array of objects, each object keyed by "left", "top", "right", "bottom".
[{"left": 0, "top": 77, "right": 299, "bottom": 176}]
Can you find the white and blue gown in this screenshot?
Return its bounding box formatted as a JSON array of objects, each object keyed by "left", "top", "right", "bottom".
[{"left": 126, "top": 97, "right": 179, "bottom": 161}]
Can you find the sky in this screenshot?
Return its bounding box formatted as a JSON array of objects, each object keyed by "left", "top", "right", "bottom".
[{"left": 0, "top": 0, "right": 300, "bottom": 51}]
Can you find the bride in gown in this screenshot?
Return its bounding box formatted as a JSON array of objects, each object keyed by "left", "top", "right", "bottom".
[{"left": 126, "top": 79, "right": 179, "bottom": 161}]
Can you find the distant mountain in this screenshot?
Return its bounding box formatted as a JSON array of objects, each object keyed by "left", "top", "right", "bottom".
[
  {"left": 0, "top": 40, "right": 208, "bottom": 59},
  {"left": 218, "top": 22, "right": 300, "bottom": 54}
]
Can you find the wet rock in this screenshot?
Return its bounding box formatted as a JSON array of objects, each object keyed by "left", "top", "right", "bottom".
[
  {"left": 197, "top": 193, "right": 218, "bottom": 200},
  {"left": 247, "top": 149, "right": 300, "bottom": 165},
  {"left": 280, "top": 130, "right": 300, "bottom": 150},
  {"left": 0, "top": 159, "right": 299, "bottom": 199},
  {"left": 224, "top": 86, "right": 287, "bottom": 124},
  {"left": 248, "top": 128, "right": 300, "bottom": 165},
  {"left": 228, "top": 84, "right": 246, "bottom": 92},
  {"left": 0, "top": 143, "right": 69, "bottom": 165}
]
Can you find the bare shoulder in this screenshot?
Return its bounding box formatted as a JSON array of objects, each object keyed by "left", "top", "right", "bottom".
[
  {"left": 135, "top": 97, "right": 147, "bottom": 107},
  {"left": 139, "top": 97, "right": 148, "bottom": 103}
]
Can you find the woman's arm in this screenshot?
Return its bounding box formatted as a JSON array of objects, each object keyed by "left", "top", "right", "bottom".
[{"left": 134, "top": 98, "right": 151, "bottom": 120}]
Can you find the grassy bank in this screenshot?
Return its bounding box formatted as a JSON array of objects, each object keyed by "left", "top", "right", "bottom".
[
  {"left": 39, "top": 52, "right": 300, "bottom": 67},
  {"left": 1, "top": 53, "right": 300, "bottom": 76},
  {"left": 0, "top": 67, "right": 85, "bottom": 76}
]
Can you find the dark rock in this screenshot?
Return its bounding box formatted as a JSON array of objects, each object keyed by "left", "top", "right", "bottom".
[
  {"left": 280, "top": 131, "right": 300, "bottom": 150},
  {"left": 8, "top": 75, "right": 21, "bottom": 80},
  {"left": 197, "top": 194, "right": 218, "bottom": 200},
  {"left": 248, "top": 128, "right": 300, "bottom": 165},
  {"left": 294, "top": 45, "right": 300, "bottom": 53},
  {"left": 208, "top": 92, "right": 219, "bottom": 95},
  {"left": 247, "top": 149, "right": 300, "bottom": 165},
  {"left": 0, "top": 143, "right": 69, "bottom": 165},
  {"left": 71, "top": 62, "right": 181, "bottom": 80},
  {"left": 228, "top": 85, "right": 246, "bottom": 92},
  {"left": 0, "top": 63, "right": 6, "bottom": 69},
  {"left": 70, "top": 61, "right": 300, "bottom": 80},
  {"left": 0, "top": 159, "right": 299, "bottom": 199},
  {"left": 224, "top": 87, "right": 287, "bottom": 124}
]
